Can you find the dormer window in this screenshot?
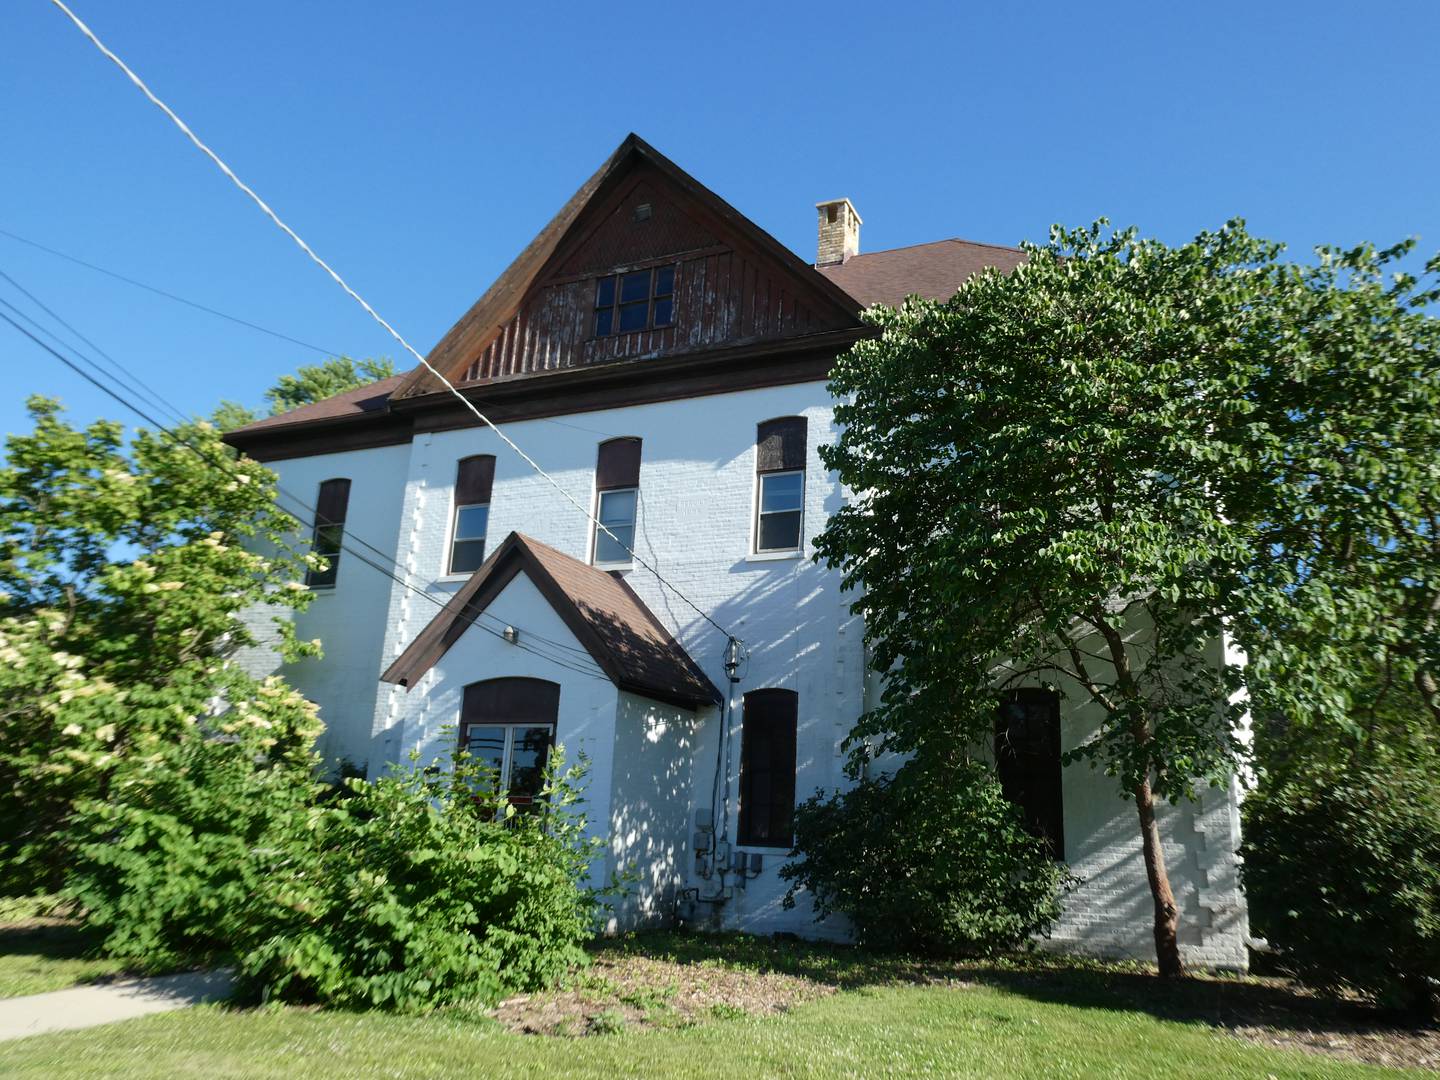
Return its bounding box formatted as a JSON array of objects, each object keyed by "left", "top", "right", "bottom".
[{"left": 594, "top": 266, "right": 675, "bottom": 337}]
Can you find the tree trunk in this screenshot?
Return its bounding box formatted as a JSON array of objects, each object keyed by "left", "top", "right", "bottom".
[{"left": 1134, "top": 774, "right": 1184, "bottom": 977}]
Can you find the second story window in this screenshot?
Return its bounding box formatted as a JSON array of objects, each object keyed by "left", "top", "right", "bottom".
[
  {"left": 594, "top": 266, "right": 675, "bottom": 337},
  {"left": 306, "top": 477, "right": 351, "bottom": 588},
  {"left": 449, "top": 455, "right": 495, "bottom": 575},
  {"left": 592, "top": 437, "right": 641, "bottom": 566},
  {"left": 754, "top": 417, "right": 807, "bottom": 553}
]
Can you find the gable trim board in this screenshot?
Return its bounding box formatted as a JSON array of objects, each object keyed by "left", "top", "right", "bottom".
[{"left": 381, "top": 531, "right": 721, "bottom": 711}]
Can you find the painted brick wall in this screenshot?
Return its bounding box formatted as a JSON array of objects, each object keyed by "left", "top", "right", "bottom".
[{"left": 244, "top": 378, "right": 1247, "bottom": 964}]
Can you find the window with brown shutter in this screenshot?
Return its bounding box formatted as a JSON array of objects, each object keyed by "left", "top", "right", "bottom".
[
  {"left": 459, "top": 677, "right": 560, "bottom": 808},
  {"left": 738, "top": 688, "right": 798, "bottom": 848},
  {"left": 593, "top": 438, "right": 641, "bottom": 566},
  {"left": 306, "top": 478, "right": 351, "bottom": 588},
  {"left": 449, "top": 456, "right": 495, "bottom": 575},
  {"left": 995, "top": 688, "right": 1065, "bottom": 858},
  {"left": 754, "top": 417, "right": 806, "bottom": 553}
]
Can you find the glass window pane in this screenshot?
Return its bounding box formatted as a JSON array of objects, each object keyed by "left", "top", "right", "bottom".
[
  {"left": 654, "top": 266, "right": 674, "bottom": 296},
  {"left": 449, "top": 538, "right": 487, "bottom": 574},
  {"left": 314, "top": 523, "right": 344, "bottom": 556},
  {"left": 594, "top": 308, "right": 613, "bottom": 337},
  {"left": 464, "top": 725, "right": 507, "bottom": 794},
  {"left": 507, "top": 726, "right": 553, "bottom": 801},
  {"left": 598, "top": 488, "right": 637, "bottom": 527},
  {"left": 595, "top": 523, "right": 634, "bottom": 564},
  {"left": 455, "top": 504, "right": 489, "bottom": 540},
  {"left": 758, "top": 510, "right": 802, "bottom": 552},
  {"left": 652, "top": 297, "right": 673, "bottom": 327},
  {"left": 761, "top": 472, "right": 803, "bottom": 513},
  {"left": 618, "top": 301, "right": 648, "bottom": 333},
  {"left": 595, "top": 276, "right": 615, "bottom": 308},
  {"left": 619, "top": 270, "right": 651, "bottom": 304},
  {"left": 307, "top": 555, "right": 338, "bottom": 588}
]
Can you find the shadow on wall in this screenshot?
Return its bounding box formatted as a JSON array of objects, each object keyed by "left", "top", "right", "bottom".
[{"left": 606, "top": 693, "right": 701, "bottom": 930}]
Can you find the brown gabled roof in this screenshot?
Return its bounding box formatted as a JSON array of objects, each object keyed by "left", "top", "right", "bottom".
[
  {"left": 380, "top": 531, "right": 721, "bottom": 710},
  {"left": 818, "top": 237, "right": 1028, "bottom": 308},
  {"left": 227, "top": 374, "right": 406, "bottom": 434},
  {"left": 392, "top": 132, "right": 864, "bottom": 402}
]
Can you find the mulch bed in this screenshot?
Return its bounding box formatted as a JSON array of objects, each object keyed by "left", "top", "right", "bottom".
[{"left": 488, "top": 932, "right": 1440, "bottom": 1071}]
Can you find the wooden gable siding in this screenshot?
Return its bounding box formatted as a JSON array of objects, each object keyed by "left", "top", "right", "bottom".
[
  {"left": 456, "top": 166, "right": 853, "bottom": 385},
  {"left": 461, "top": 248, "right": 835, "bottom": 382}
]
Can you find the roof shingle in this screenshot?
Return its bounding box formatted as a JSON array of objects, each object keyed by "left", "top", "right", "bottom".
[
  {"left": 818, "top": 237, "right": 1027, "bottom": 308},
  {"left": 380, "top": 532, "right": 721, "bottom": 710}
]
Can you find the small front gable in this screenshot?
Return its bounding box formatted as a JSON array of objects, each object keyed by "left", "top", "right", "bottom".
[{"left": 397, "top": 135, "right": 864, "bottom": 400}]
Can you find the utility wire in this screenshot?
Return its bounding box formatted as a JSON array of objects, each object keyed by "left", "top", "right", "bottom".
[
  {"left": 0, "top": 306, "right": 608, "bottom": 682},
  {"left": 0, "top": 226, "right": 631, "bottom": 440},
  {"left": 0, "top": 265, "right": 601, "bottom": 665},
  {"left": 0, "top": 225, "right": 340, "bottom": 356},
  {"left": 47, "top": 0, "right": 736, "bottom": 647},
  {"left": 0, "top": 268, "right": 191, "bottom": 428}
]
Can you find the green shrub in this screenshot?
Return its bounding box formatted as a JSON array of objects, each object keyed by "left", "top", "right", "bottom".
[
  {"left": 64, "top": 721, "right": 605, "bottom": 1012},
  {"left": 61, "top": 702, "right": 319, "bottom": 971},
  {"left": 780, "top": 759, "right": 1074, "bottom": 956},
  {"left": 238, "top": 743, "right": 602, "bottom": 1011},
  {"left": 1243, "top": 740, "right": 1440, "bottom": 1017}
]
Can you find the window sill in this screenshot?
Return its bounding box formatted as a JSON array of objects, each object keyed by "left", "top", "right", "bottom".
[
  {"left": 592, "top": 561, "right": 634, "bottom": 573},
  {"left": 744, "top": 549, "right": 805, "bottom": 564},
  {"left": 435, "top": 574, "right": 473, "bottom": 585}
]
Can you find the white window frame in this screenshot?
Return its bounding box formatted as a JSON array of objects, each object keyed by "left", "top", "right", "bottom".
[
  {"left": 591, "top": 485, "right": 638, "bottom": 568},
  {"left": 447, "top": 497, "right": 490, "bottom": 577},
  {"left": 753, "top": 469, "right": 805, "bottom": 555}
]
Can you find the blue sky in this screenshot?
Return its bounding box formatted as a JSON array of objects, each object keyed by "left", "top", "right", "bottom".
[{"left": 2, "top": 0, "right": 1436, "bottom": 439}]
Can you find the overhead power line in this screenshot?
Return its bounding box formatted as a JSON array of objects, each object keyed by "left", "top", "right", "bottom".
[
  {"left": 0, "top": 303, "right": 608, "bottom": 682},
  {"left": 47, "top": 0, "right": 737, "bottom": 648},
  {"left": 0, "top": 226, "right": 341, "bottom": 357}
]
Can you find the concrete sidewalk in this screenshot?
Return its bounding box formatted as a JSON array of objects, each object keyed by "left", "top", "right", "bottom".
[{"left": 0, "top": 969, "right": 233, "bottom": 1041}]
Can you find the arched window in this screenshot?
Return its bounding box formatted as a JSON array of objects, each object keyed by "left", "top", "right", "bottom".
[
  {"left": 305, "top": 477, "right": 351, "bottom": 588},
  {"left": 592, "top": 437, "right": 641, "bottom": 566},
  {"left": 459, "top": 677, "right": 560, "bottom": 805},
  {"left": 449, "top": 455, "right": 495, "bottom": 574},
  {"left": 754, "top": 417, "right": 806, "bottom": 553},
  {"left": 737, "top": 688, "right": 798, "bottom": 847}
]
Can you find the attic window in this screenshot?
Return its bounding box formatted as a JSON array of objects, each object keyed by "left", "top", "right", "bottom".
[
  {"left": 633, "top": 202, "right": 652, "bottom": 222},
  {"left": 594, "top": 266, "right": 675, "bottom": 337}
]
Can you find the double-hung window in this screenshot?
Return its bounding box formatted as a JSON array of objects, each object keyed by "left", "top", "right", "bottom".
[
  {"left": 754, "top": 417, "right": 806, "bottom": 553},
  {"left": 594, "top": 265, "right": 675, "bottom": 337},
  {"left": 449, "top": 455, "right": 495, "bottom": 575},
  {"left": 305, "top": 478, "right": 351, "bottom": 588},
  {"left": 737, "top": 689, "right": 799, "bottom": 848},
  {"left": 593, "top": 437, "right": 641, "bottom": 566},
  {"left": 995, "top": 688, "right": 1065, "bottom": 858},
  {"left": 459, "top": 678, "right": 560, "bottom": 806}
]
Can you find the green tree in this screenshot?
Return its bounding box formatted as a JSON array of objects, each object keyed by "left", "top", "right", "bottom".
[
  {"left": 264, "top": 356, "right": 395, "bottom": 416},
  {"left": 0, "top": 397, "right": 321, "bottom": 892},
  {"left": 209, "top": 356, "right": 396, "bottom": 432},
  {"left": 816, "top": 222, "right": 1283, "bottom": 976},
  {"left": 1223, "top": 241, "right": 1440, "bottom": 736}
]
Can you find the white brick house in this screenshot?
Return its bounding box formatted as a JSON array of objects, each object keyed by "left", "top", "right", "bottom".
[{"left": 228, "top": 135, "right": 1248, "bottom": 967}]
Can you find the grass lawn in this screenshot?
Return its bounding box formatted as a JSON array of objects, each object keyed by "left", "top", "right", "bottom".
[
  {"left": 0, "top": 906, "right": 126, "bottom": 999},
  {"left": 1, "top": 932, "right": 1433, "bottom": 1078}
]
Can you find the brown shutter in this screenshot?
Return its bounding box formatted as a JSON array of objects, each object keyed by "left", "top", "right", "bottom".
[
  {"left": 455, "top": 455, "right": 495, "bottom": 505},
  {"left": 595, "top": 437, "right": 641, "bottom": 491},
  {"left": 756, "top": 417, "right": 806, "bottom": 473},
  {"left": 995, "top": 689, "right": 1064, "bottom": 858},
  {"left": 461, "top": 677, "right": 561, "bottom": 731},
  {"left": 738, "top": 689, "right": 798, "bottom": 848},
  {"left": 315, "top": 478, "right": 351, "bottom": 526}
]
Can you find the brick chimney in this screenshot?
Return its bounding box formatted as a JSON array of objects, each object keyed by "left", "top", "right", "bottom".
[{"left": 815, "top": 198, "right": 861, "bottom": 265}]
